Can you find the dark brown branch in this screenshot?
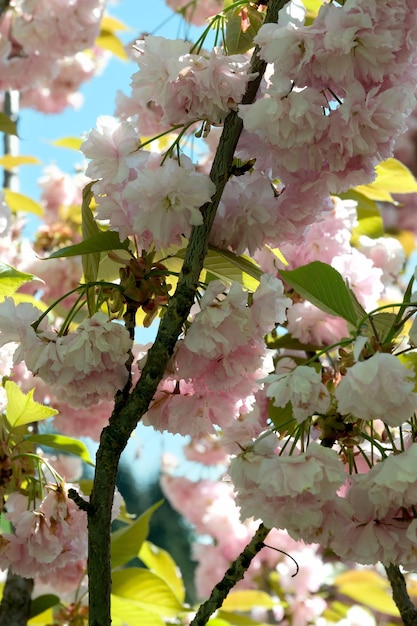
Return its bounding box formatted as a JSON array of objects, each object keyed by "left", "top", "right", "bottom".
[
  {"left": 87, "top": 2, "right": 291, "bottom": 624},
  {"left": 384, "top": 564, "right": 417, "bottom": 626},
  {"left": 0, "top": 570, "right": 33, "bottom": 626},
  {"left": 189, "top": 523, "right": 271, "bottom": 626}
]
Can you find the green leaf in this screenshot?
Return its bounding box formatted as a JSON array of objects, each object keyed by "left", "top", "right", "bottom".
[
  {"left": 265, "top": 330, "right": 322, "bottom": 352},
  {"left": 29, "top": 595, "right": 60, "bottom": 619},
  {"left": 4, "top": 190, "right": 44, "bottom": 217},
  {"left": 51, "top": 136, "right": 83, "bottom": 151},
  {"left": 139, "top": 541, "right": 185, "bottom": 603},
  {"left": 0, "top": 112, "right": 18, "bottom": 136},
  {"left": 0, "top": 262, "right": 41, "bottom": 298},
  {"left": 280, "top": 261, "right": 359, "bottom": 325},
  {"left": 225, "top": 7, "right": 262, "bottom": 54},
  {"left": 111, "top": 500, "right": 163, "bottom": 569},
  {"left": 222, "top": 590, "right": 275, "bottom": 612},
  {"left": 361, "top": 312, "right": 398, "bottom": 344},
  {"left": 24, "top": 433, "right": 94, "bottom": 466},
  {"left": 339, "top": 190, "right": 384, "bottom": 243},
  {"left": 217, "top": 611, "right": 271, "bottom": 626},
  {"left": 45, "top": 230, "right": 130, "bottom": 259},
  {"left": 355, "top": 158, "right": 417, "bottom": 203},
  {"left": 204, "top": 247, "right": 262, "bottom": 290},
  {"left": 111, "top": 595, "right": 165, "bottom": 626},
  {"left": 5, "top": 381, "right": 58, "bottom": 428},
  {"left": 268, "top": 399, "right": 297, "bottom": 436},
  {"left": 81, "top": 181, "right": 100, "bottom": 281},
  {"left": 112, "top": 568, "right": 184, "bottom": 617}
]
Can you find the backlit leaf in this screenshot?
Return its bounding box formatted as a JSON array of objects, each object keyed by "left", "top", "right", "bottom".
[
  {"left": 334, "top": 570, "right": 399, "bottom": 617},
  {"left": 111, "top": 595, "right": 164, "bottom": 626},
  {"left": 51, "top": 137, "right": 83, "bottom": 150},
  {"left": 0, "top": 262, "right": 41, "bottom": 297},
  {"left": 111, "top": 500, "right": 163, "bottom": 568},
  {"left": 355, "top": 158, "right": 417, "bottom": 203},
  {"left": 96, "top": 30, "right": 128, "bottom": 60},
  {"left": 112, "top": 568, "right": 183, "bottom": 617},
  {"left": 222, "top": 590, "right": 275, "bottom": 612},
  {"left": 0, "top": 155, "right": 40, "bottom": 168},
  {"left": 4, "top": 190, "right": 43, "bottom": 217},
  {"left": 5, "top": 381, "right": 58, "bottom": 428},
  {"left": 139, "top": 541, "right": 185, "bottom": 603},
  {"left": 25, "top": 433, "right": 94, "bottom": 466}
]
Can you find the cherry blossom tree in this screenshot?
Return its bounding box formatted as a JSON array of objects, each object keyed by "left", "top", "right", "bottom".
[{"left": 1, "top": 1, "right": 417, "bottom": 625}]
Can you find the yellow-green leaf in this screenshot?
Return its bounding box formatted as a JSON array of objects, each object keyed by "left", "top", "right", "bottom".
[
  {"left": 5, "top": 381, "right": 58, "bottom": 428},
  {"left": 101, "top": 14, "right": 130, "bottom": 31},
  {"left": 221, "top": 590, "right": 275, "bottom": 612},
  {"left": 111, "top": 500, "right": 163, "bottom": 568},
  {"left": 96, "top": 30, "right": 128, "bottom": 60},
  {"left": 0, "top": 155, "right": 40, "bottom": 168},
  {"left": 302, "top": 0, "right": 323, "bottom": 23},
  {"left": 0, "top": 112, "right": 18, "bottom": 136},
  {"left": 51, "top": 137, "right": 83, "bottom": 151},
  {"left": 334, "top": 570, "right": 400, "bottom": 617},
  {"left": 0, "top": 262, "right": 42, "bottom": 298},
  {"left": 355, "top": 158, "right": 417, "bottom": 203},
  {"left": 111, "top": 595, "right": 164, "bottom": 626},
  {"left": 139, "top": 541, "right": 185, "bottom": 603},
  {"left": 112, "top": 568, "right": 184, "bottom": 617},
  {"left": 24, "top": 434, "right": 94, "bottom": 466},
  {"left": 4, "top": 190, "right": 43, "bottom": 217}
]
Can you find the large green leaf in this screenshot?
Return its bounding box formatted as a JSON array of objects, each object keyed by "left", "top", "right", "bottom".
[
  {"left": 111, "top": 500, "right": 163, "bottom": 568},
  {"left": 112, "top": 568, "right": 184, "bottom": 617},
  {"left": 45, "top": 230, "right": 130, "bottom": 259},
  {"left": 5, "top": 381, "right": 58, "bottom": 428},
  {"left": 0, "top": 262, "right": 41, "bottom": 298},
  {"left": 24, "top": 433, "right": 94, "bottom": 466},
  {"left": 111, "top": 595, "right": 165, "bottom": 626},
  {"left": 139, "top": 541, "right": 185, "bottom": 603},
  {"left": 280, "top": 261, "right": 359, "bottom": 325}
]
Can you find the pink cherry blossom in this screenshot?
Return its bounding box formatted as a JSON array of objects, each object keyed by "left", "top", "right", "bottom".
[
  {"left": 335, "top": 352, "right": 417, "bottom": 426},
  {"left": 265, "top": 365, "right": 330, "bottom": 424}
]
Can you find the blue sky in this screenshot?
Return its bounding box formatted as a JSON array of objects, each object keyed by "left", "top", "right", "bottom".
[{"left": 17, "top": 0, "right": 203, "bottom": 201}]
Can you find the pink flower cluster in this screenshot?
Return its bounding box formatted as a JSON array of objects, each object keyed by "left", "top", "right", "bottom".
[
  {"left": 129, "top": 35, "right": 257, "bottom": 126},
  {"left": 0, "top": 485, "right": 87, "bottom": 582},
  {"left": 0, "top": 299, "right": 132, "bottom": 408},
  {"left": 81, "top": 115, "right": 216, "bottom": 247},
  {"left": 144, "top": 275, "right": 292, "bottom": 439},
  {"left": 236, "top": 0, "right": 417, "bottom": 243},
  {"left": 230, "top": 439, "right": 417, "bottom": 570},
  {"left": 0, "top": 1, "right": 106, "bottom": 113}
]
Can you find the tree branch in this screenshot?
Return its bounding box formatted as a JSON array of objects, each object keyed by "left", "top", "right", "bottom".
[
  {"left": 384, "top": 564, "right": 417, "bottom": 626},
  {"left": 87, "top": 2, "right": 291, "bottom": 624},
  {"left": 0, "top": 570, "right": 33, "bottom": 626},
  {"left": 189, "top": 523, "right": 271, "bottom": 626}
]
